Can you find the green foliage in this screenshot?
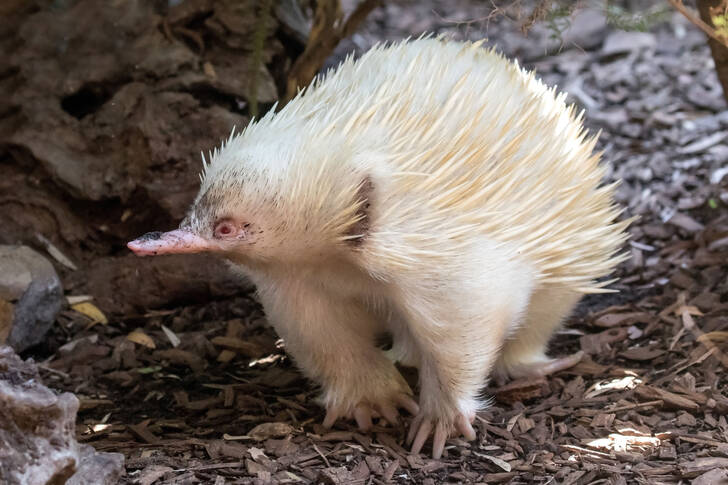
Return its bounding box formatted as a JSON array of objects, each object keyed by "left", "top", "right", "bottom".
[
  {"left": 605, "top": 2, "right": 671, "bottom": 32},
  {"left": 523, "top": 1, "right": 672, "bottom": 41},
  {"left": 543, "top": 2, "right": 577, "bottom": 41},
  {"left": 712, "top": 12, "right": 728, "bottom": 39}
]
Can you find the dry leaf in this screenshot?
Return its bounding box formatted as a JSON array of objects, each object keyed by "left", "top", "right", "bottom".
[
  {"left": 66, "top": 295, "right": 93, "bottom": 305},
  {"left": 127, "top": 330, "right": 156, "bottom": 349},
  {"left": 473, "top": 452, "right": 512, "bottom": 472},
  {"left": 72, "top": 302, "right": 108, "bottom": 325},
  {"left": 161, "top": 324, "right": 181, "bottom": 347},
  {"left": 36, "top": 233, "right": 77, "bottom": 270}
]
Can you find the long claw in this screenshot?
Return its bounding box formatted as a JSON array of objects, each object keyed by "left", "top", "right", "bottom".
[
  {"left": 323, "top": 409, "right": 338, "bottom": 429},
  {"left": 396, "top": 393, "right": 420, "bottom": 415},
  {"left": 354, "top": 405, "right": 373, "bottom": 431},
  {"left": 379, "top": 404, "right": 399, "bottom": 426},
  {"left": 432, "top": 422, "right": 448, "bottom": 459},
  {"left": 406, "top": 414, "right": 423, "bottom": 446},
  {"left": 456, "top": 414, "right": 476, "bottom": 441},
  {"left": 533, "top": 351, "right": 584, "bottom": 376},
  {"left": 411, "top": 420, "right": 432, "bottom": 455},
  {"left": 322, "top": 391, "right": 418, "bottom": 432}
]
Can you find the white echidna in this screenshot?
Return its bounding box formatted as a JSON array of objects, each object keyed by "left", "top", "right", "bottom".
[{"left": 129, "top": 38, "right": 630, "bottom": 458}]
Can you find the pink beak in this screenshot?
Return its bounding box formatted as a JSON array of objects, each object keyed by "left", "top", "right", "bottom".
[{"left": 127, "top": 229, "right": 213, "bottom": 256}]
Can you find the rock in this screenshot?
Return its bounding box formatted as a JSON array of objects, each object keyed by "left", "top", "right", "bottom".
[
  {"left": 562, "top": 8, "right": 608, "bottom": 50},
  {"left": 2, "top": 0, "right": 269, "bottom": 206},
  {"left": 0, "top": 0, "right": 293, "bottom": 258},
  {"left": 67, "top": 444, "right": 125, "bottom": 485},
  {"left": 0, "top": 257, "right": 32, "bottom": 300},
  {"left": 601, "top": 31, "right": 656, "bottom": 57},
  {"left": 0, "top": 346, "right": 125, "bottom": 485},
  {"left": 0, "top": 246, "right": 63, "bottom": 352}
]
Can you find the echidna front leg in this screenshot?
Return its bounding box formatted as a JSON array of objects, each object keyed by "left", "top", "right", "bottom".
[
  {"left": 394, "top": 265, "right": 533, "bottom": 458},
  {"left": 254, "top": 276, "right": 419, "bottom": 430}
]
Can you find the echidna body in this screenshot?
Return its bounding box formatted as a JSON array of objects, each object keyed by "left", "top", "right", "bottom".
[{"left": 129, "top": 38, "right": 630, "bottom": 458}]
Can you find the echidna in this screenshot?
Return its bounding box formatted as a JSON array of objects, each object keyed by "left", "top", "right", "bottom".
[{"left": 129, "top": 38, "right": 630, "bottom": 458}]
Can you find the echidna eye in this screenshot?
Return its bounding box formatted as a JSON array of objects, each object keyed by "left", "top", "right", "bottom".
[{"left": 214, "top": 220, "right": 236, "bottom": 239}]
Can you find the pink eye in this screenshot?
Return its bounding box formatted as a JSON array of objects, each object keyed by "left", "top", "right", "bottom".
[{"left": 214, "top": 220, "right": 236, "bottom": 238}]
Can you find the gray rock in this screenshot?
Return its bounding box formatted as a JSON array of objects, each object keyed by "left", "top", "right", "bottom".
[
  {"left": 67, "top": 444, "right": 125, "bottom": 485},
  {"left": 0, "top": 258, "right": 31, "bottom": 300},
  {"left": 0, "top": 246, "right": 63, "bottom": 352},
  {"left": 602, "top": 31, "right": 656, "bottom": 57},
  {"left": 0, "top": 346, "right": 125, "bottom": 485},
  {"left": 562, "top": 8, "right": 608, "bottom": 51}
]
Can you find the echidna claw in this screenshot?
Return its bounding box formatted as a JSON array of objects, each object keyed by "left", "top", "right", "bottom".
[{"left": 407, "top": 411, "right": 476, "bottom": 459}]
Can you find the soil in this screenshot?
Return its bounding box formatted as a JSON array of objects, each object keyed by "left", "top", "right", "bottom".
[{"left": 2, "top": 1, "right": 728, "bottom": 484}]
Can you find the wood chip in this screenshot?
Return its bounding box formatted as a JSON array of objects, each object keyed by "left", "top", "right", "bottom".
[
  {"left": 634, "top": 386, "right": 699, "bottom": 411},
  {"left": 248, "top": 422, "right": 294, "bottom": 441}
]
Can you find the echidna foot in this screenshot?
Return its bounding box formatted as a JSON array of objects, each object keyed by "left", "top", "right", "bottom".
[
  {"left": 322, "top": 392, "right": 419, "bottom": 431},
  {"left": 407, "top": 410, "right": 476, "bottom": 459}
]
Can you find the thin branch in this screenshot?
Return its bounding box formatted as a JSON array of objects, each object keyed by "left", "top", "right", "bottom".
[
  {"left": 340, "top": 0, "right": 383, "bottom": 39},
  {"left": 668, "top": 0, "right": 728, "bottom": 47},
  {"left": 284, "top": 0, "right": 382, "bottom": 103}
]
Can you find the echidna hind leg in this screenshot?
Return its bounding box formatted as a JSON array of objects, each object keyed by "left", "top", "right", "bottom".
[
  {"left": 515, "top": 350, "right": 585, "bottom": 377},
  {"left": 495, "top": 287, "right": 582, "bottom": 379}
]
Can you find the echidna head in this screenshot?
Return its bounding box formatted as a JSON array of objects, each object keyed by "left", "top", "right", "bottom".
[{"left": 127, "top": 126, "right": 372, "bottom": 265}]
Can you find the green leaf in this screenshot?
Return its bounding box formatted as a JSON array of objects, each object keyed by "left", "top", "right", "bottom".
[{"left": 136, "top": 366, "right": 162, "bottom": 374}]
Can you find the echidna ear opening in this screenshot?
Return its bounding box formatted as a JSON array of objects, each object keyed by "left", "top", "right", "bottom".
[
  {"left": 342, "top": 175, "right": 373, "bottom": 246},
  {"left": 127, "top": 229, "right": 214, "bottom": 256}
]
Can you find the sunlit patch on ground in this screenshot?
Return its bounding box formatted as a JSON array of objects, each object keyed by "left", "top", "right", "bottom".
[
  {"left": 584, "top": 374, "right": 642, "bottom": 399},
  {"left": 586, "top": 428, "right": 663, "bottom": 453}
]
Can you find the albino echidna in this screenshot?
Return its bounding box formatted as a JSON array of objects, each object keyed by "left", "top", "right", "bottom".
[{"left": 129, "top": 38, "right": 630, "bottom": 458}]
